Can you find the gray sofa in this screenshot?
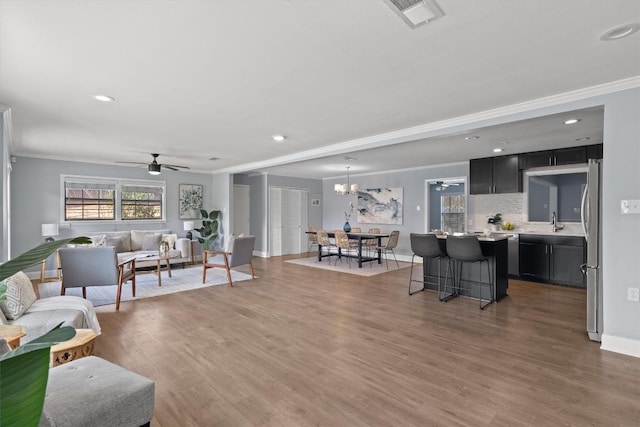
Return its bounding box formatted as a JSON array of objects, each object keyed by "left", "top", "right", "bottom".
[
  {"left": 0, "top": 272, "right": 101, "bottom": 344},
  {"left": 84, "top": 229, "right": 191, "bottom": 268}
]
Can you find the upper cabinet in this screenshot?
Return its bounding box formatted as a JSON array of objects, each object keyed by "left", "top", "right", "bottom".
[
  {"left": 522, "top": 144, "right": 603, "bottom": 169},
  {"left": 470, "top": 154, "right": 521, "bottom": 195},
  {"left": 523, "top": 146, "right": 586, "bottom": 168}
]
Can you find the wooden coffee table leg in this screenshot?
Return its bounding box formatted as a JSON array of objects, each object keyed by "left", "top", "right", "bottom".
[
  {"left": 156, "top": 259, "right": 162, "bottom": 286},
  {"left": 166, "top": 260, "right": 172, "bottom": 278}
]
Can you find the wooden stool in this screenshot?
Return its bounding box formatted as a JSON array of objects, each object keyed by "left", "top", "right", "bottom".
[{"left": 50, "top": 329, "right": 97, "bottom": 367}]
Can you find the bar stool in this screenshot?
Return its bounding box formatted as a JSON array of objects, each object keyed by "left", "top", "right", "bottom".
[
  {"left": 408, "top": 233, "right": 445, "bottom": 296},
  {"left": 443, "top": 235, "right": 494, "bottom": 310}
]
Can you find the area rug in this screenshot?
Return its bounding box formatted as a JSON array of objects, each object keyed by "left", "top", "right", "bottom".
[
  {"left": 37, "top": 265, "right": 254, "bottom": 307},
  {"left": 286, "top": 256, "right": 412, "bottom": 277}
]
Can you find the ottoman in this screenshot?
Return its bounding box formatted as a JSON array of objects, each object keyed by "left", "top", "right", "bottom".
[{"left": 40, "top": 356, "right": 154, "bottom": 427}]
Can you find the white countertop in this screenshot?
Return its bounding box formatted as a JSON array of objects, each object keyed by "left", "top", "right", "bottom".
[
  {"left": 436, "top": 233, "right": 511, "bottom": 242},
  {"left": 474, "top": 230, "right": 585, "bottom": 237}
]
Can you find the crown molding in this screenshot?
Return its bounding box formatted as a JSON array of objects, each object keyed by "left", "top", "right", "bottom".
[{"left": 216, "top": 76, "right": 640, "bottom": 175}]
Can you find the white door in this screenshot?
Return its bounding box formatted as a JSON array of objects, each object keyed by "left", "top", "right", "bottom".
[
  {"left": 233, "top": 185, "right": 250, "bottom": 236},
  {"left": 269, "top": 187, "right": 309, "bottom": 256}
]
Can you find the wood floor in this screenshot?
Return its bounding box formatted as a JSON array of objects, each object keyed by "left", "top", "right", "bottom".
[{"left": 93, "top": 256, "right": 640, "bottom": 426}]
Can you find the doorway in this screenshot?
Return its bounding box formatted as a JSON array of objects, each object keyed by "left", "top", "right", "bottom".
[{"left": 425, "top": 178, "right": 467, "bottom": 233}]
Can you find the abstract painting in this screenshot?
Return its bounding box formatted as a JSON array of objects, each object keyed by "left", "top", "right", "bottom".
[
  {"left": 179, "top": 184, "right": 203, "bottom": 219},
  {"left": 357, "top": 187, "right": 403, "bottom": 224}
]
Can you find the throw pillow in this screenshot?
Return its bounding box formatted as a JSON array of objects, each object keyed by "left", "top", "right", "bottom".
[
  {"left": 90, "top": 234, "right": 106, "bottom": 247},
  {"left": 161, "top": 233, "right": 178, "bottom": 250},
  {"left": 104, "top": 236, "right": 126, "bottom": 253},
  {"left": 142, "top": 233, "right": 162, "bottom": 251},
  {"left": 0, "top": 308, "right": 7, "bottom": 325},
  {"left": 0, "top": 272, "right": 38, "bottom": 320}
]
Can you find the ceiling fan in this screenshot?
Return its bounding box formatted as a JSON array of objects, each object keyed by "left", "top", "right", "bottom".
[
  {"left": 433, "top": 181, "right": 461, "bottom": 191},
  {"left": 116, "top": 153, "right": 190, "bottom": 175}
]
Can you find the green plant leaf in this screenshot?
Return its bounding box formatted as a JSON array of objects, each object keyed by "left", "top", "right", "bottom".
[
  {"left": 0, "top": 237, "right": 91, "bottom": 282},
  {"left": 200, "top": 208, "right": 208, "bottom": 219},
  {"left": 0, "top": 323, "right": 76, "bottom": 427},
  {"left": 0, "top": 347, "right": 51, "bottom": 427}
]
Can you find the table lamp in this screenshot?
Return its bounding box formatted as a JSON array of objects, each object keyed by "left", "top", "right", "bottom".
[
  {"left": 183, "top": 221, "right": 195, "bottom": 240},
  {"left": 42, "top": 223, "right": 59, "bottom": 242}
]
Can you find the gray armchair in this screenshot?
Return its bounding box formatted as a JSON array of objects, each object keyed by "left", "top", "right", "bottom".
[
  {"left": 58, "top": 247, "right": 136, "bottom": 311},
  {"left": 202, "top": 235, "right": 256, "bottom": 286}
]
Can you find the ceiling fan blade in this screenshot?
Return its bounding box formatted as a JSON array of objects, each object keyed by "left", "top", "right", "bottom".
[
  {"left": 162, "top": 164, "right": 190, "bottom": 170},
  {"left": 115, "top": 161, "right": 147, "bottom": 165}
]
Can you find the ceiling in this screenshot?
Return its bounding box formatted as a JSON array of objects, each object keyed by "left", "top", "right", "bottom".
[{"left": 0, "top": 1, "right": 638, "bottom": 179}]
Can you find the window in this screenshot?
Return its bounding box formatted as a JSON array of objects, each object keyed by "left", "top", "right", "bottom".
[
  {"left": 121, "top": 185, "right": 163, "bottom": 220},
  {"left": 441, "top": 194, "right": 465, "bottom": 233},
  {"left": 65, "top": 181, "right": 116, "bottom": 221},
  {"left": 62, "top": 175, "right": 165, "bottom": 222}
]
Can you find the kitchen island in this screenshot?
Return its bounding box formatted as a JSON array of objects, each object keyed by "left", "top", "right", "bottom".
[{"left": 422, "top": 234, "right": 509, "bottom": 302}]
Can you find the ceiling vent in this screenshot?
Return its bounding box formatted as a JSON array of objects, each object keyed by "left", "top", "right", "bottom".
[{"left": 383, "top": 0, "right": 444, "bottom": 29}]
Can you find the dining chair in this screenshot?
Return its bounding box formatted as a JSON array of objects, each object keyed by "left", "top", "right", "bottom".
[
  {"left": 350, "top": 227, "right": 361, "bottom": 232},
  {"left": 307, "top": 225, "right": 319, "bottom": 256},
  {"left": 333, "top": 230, "right": 355, "bottom": 268},
  {"left": 372, "top": 230, "right": 400, "bottom": 269},
  {"left": 58, "top": 247, "right": 136, "bottom": 311},
  {"left": 315, "top": 229, "right": 334, "bottom": 262},
  {"left": 202, "top": 235, "right": 256, "bottom": 286},
  {"left": 364, "top": 227, "right": 381, "bottom": 257}
]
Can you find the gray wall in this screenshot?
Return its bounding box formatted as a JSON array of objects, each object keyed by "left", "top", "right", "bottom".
[
  {"left": 323, "top": 163, "right": 469, "bottom": 257},
  {"left": 10, "top": 156, "right": 214, "bottom": 270}
]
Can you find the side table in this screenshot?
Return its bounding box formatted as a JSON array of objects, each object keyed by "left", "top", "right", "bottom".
[
  {"left": 0, "top": 324, "right": 27, "bottom": 349},
  {"left": 50, "top": 328, "right": 97, "bottom": 367}
]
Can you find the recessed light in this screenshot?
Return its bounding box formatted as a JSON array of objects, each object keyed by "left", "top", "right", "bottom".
[
  {"left": 564, "top": 119, "right": 581, "bottom": 125},
  {"left": 600, "top": 23, "right": 640, "bottom": 41},
  {"left": 465, "top": 136, "right": 480, "bottom": 140},
  {"left": 93, "top": 95, "right": 115, "bottom": 102},
  {"left": 272, "top": 135, "right": 286, "bottom": 142},
  {"left": 575, "top": 137, "right": 591, "bottom": 142},
  {"left": 493, "top": 148, "right": 503, "bottom": 153}
]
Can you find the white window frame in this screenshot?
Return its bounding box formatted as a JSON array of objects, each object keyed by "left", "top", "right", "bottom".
[{"left": 60, "top": 174, "right": 166, "bottom": 224}]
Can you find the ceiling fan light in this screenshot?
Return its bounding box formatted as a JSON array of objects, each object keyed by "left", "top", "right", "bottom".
[{"left": 148, "top": 163, "right": 161, "bottom": 175}]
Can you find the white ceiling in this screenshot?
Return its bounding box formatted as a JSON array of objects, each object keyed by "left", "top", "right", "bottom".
[{"left": 0, "top": 1, "right": 638, "bottom": 178}]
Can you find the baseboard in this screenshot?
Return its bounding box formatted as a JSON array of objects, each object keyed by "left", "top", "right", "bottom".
[
  {"left": 253, "top": 250, "right": 268, "bottom": 258},
  {"left": 601, "top": 334, "right": 640, "bottom": 358}
]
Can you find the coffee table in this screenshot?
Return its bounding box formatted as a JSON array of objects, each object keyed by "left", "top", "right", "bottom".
[
  {"left": 139, "top": 253, "right": 180, "bottom": 286},
  {"left": 50, "top": 328, "right": 97, "bottom": 367},
  {"left": 0, "top": 324, "right": 26, "bottom": 349}
]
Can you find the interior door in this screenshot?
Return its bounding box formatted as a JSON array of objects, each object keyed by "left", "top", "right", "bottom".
[
  {"left": 269, "top": 187, "right": 283, "bottom": 256},
  {"left": 233, "top": 185, "right": 250, "bottom": 236},
  {"left": 269, "top": 187, "right": 309, "bottom": 256}
]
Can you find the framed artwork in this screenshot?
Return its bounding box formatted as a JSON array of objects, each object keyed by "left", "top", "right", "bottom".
[
  {"left": 357, "top": 187, "right": 403, "bottom": 224},
  {"left": 179, "top": 184, "right": 203, "bottom": 219}
]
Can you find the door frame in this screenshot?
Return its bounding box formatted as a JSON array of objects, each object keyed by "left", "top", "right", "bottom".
[{"left": 424, "top": 176, "right": 468, "bottom": 233}]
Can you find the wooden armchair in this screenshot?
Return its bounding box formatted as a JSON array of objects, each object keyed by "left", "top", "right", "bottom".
[
  {"left": 202, "top": 235, "right": 256, "bottom": 286},
  {"left": 58, "top": 247, "right": 136, "bottom": 311}
]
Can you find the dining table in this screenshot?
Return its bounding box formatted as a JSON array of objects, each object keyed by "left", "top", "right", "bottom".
[{"left": 307, "top": 231, "right": 390, "bottom": 268}]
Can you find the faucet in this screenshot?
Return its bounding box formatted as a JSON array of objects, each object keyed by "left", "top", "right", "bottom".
[{"left": 551, "top": 211, "right": 564, "bottom": 232}]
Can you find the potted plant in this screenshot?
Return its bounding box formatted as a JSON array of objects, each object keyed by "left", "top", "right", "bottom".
[
  {"left": 487, "top": 213, "right": 502, "bottom": 231},
  {"left": 0, "top": 237, "right": 90, "bottom": 427},
  {"left": 196, "top": 209, "right": 221, "bottom": 250}
]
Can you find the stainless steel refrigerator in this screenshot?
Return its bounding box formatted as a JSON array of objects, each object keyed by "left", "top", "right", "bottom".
[{"left": 581, "top": 159, "right": 602, "bottom": 342}]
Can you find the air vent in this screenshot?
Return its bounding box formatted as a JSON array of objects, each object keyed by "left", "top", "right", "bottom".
[{"left": 383, "top": 0, "right": 444, "bottom": 29}]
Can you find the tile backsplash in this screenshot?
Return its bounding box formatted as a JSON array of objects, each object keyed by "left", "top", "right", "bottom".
[{"left": 469, "top": 193, "right": 584, "bottom": 234}]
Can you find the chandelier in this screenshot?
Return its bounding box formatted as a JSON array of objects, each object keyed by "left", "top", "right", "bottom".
[{"left": 334, "top": 166, "right": 359, "bottom": 196}]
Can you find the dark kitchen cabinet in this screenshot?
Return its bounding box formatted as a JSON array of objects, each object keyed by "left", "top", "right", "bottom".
[
  {"left": 469, "top": 154, "right": 521, "bottom": 194},
  {"left": 523, "top": 146, "right": 587, "bottom": 168},
  {"left": 519, "top": 234, "right": 586, "bottom": 287},
  {"left": 587, "top": 143, "right": 603, "bottom": 159}
]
